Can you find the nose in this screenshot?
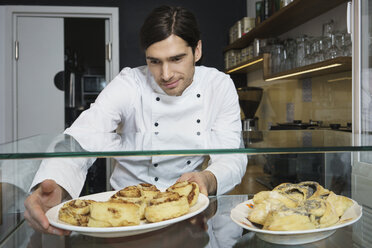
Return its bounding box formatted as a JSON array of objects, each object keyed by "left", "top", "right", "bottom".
[{"left": 161, "top": 63, "right": 173, "bottom": 82}]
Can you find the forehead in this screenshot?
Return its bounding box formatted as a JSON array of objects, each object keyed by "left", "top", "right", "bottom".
[{"left": 145, "top": 34, "right": 191, "bottom": 59}]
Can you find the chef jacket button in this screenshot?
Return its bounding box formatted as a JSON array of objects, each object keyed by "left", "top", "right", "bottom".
[
  {"left": 154, "top": 122, "right": 159, "bottom": 127},
  {"left": 154, "top": 177, "right": 159, "bottom": 181},
  {"left": 187, "top": 160, "right": 191, "bottom": 165},
  {"left": 197, "top": 119, "right": 201, "bottom": 123},
  {"left": 156, "top": 97, "right": 160, "bottom": 101},
  {"left": 197, "top": 132, "right": 201, "bottom": 136},
  {"left": 197, "top": 93, "right": 201, "bottom": 98},
  {"left": 154, "top": 163, "right": 158, "bottom": 167},
  {"left": 155, "top": 132, "right": 159, "bottom": 135}
]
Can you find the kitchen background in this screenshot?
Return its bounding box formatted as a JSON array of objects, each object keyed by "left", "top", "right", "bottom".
[
  {"left": 0, "top": 0, "right": 246, "bottom": 74},
  {"left": 242, "top": 1, "right": 351, "bottom": 131},
  {"left": 0, "top": 0, "right": 247, "bottom": 145},
  {"left": 0, "top": 0, "right": 352, "bottom": 141}
]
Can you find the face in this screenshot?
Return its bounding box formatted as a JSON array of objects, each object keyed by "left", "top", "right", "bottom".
[{"left": 145, "top": 34, "right": 202, "bottom": 96}]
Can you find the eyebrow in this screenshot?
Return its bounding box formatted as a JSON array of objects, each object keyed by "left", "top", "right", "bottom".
[{"left": 146, "top": 53, "right": 187, "bottom": 61}]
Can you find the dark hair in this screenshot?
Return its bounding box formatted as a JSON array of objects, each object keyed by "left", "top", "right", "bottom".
[{"left": 140, "top": 5, "right": 201, "bottom": 53}]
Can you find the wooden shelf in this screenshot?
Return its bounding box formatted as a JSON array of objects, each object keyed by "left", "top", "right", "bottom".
[
  {"left": 224, "top": 0, "right": 349, "bottom": 52},
  {"left": 225, "top": 55, "right": 265, "bottom": 74},
  {"left": 264, "top": 56, "right": 351, "bottom": 81}
]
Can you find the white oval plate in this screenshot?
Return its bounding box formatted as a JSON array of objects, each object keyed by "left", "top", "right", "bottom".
[
  {"left": 230, "top": 199, "right": 362, "bottom": 245},
  {"left": 46, "top": 191, "right": 209, "bottom": 238}
]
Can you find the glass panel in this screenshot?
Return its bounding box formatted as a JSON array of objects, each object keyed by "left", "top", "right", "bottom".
[
  {"left": 360, "top": 0, "right": 372, "bottom": 163},
  {"left": 0, "top": 159, "right": 40, "bottom": 245},
  {"left": 2, "top": 130, "right": 372, "bottom": 159}
]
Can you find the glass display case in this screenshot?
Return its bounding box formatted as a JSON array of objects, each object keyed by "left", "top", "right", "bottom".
[{"left": 1, "top": 130, "right": 372, "bottom": 247}]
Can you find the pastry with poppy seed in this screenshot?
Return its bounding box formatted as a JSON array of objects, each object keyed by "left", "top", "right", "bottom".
[
  {"left": 248, "top": 181, "right": 355, "bottom": 231},
  {"left": 263, "top": 205, "right": 316, "bottom": 231},
  {"left": 248, "top": 191, "right": 298, "bottom": 225}
]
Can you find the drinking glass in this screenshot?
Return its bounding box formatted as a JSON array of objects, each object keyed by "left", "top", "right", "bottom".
[
  {"left": 310, "top": 37, "right": 324, "bottom": 64},
  {"left": 323, "top": 20, "right": 334, "bottom": 38},
  {"left": 325, "top": 34, "right": 342, "bottom": 59},
  {"left": 271, "top": 44, "right": 284, "bottom": 74},
  {"left": 336, "top": 32, "right": 352, "bottom": 56},
  {"left": 344, "top": 34, "right": 352, "bottom": 56},
  {"left": 295, "top": 36, "right": 307, "bottom": 67},
  {"left": 284, "top": 39, "right": 296, "bottom": 70},
  {"left": 303, "top": 37, "right": 313, "bottom": 66}
]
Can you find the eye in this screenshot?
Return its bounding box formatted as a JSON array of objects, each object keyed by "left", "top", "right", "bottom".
[
  {"left": 171, "top": 56, "right": 183, "bottom": 62},
  {"left": 149, "top": 59, "right": 160, "bottom": 65}
]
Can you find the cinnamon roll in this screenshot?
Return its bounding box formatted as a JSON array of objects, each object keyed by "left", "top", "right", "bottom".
[
  {"left": 110, "top": 185, "right": 146, "bottom": 219},
  {"left": 88, "top": 201, "right": 140, "bottom": 227},
  {"left": 145, "top": 192, "right": 189, "bottom": 222},
  {"left": 58, "top": 199, "right": 95, "bottom": 226},
  {"left": 166, "top": 181, "right": 199, "bottom": 206},
  {"left": 138, "top": 183, "right": 161, "bottom": 202}
]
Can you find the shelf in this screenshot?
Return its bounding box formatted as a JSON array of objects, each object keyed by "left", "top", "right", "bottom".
[
  {"left": 227, "top": 55, "right": 351, "bottom": 82},
  {"left": 224, "top": 0, "right": 349, "bottom": 52},
  {"left": 264, "top": 56, "right": 351, "bottom": 81},
  {"left": 1, "top": 130, "right": 372, "bottom": 159},
  {"left": 225, "top": 55, "right": 265, "bottom": 74}
]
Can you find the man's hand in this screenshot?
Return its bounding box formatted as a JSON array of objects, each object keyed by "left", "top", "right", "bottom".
[
  {"left": 24, "top": 179, "right": 70, "bottom": 236},
  {"left": 176, "top": 170, "right": 217, "bottom": 196}
]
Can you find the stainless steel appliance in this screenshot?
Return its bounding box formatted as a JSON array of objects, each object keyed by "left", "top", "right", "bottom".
[{"left": 81, "top": 74, "right": 107, "bottom": 107}]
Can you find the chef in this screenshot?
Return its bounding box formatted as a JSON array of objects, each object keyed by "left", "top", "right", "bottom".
[{"left": 24, "top": 5, "right": 247, "bottom": 235}]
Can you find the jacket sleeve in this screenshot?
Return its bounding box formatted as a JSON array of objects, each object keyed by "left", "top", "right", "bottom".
[
  {"left": 205, "top": 74, "right": 248, "bottom": 195},
  {"left": 29, "top": 68, "right": 138, "bottom": 198}
]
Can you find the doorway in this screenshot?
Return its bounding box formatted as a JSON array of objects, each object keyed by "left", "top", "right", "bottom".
[
  {"left": 0, "top": 5, "right": 119, "bottom": 143},
  {"left": 64, "top": 18, "right": 106, "bottom": 128},
  {"left": 64, "top": 18, "right": 108, "bottom": 196}
]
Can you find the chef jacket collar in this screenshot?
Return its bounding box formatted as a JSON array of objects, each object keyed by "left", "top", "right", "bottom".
[{"left": 146, "top": 66, "right": 199, "bottom": 97}]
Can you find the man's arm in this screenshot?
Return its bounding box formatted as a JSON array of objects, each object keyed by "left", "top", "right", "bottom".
[
  {"left": 205, "top": 74, "right": 247, "bottom": 195},
  {"left": 24, "top": 180, "right": 71, "bottom": 236}
]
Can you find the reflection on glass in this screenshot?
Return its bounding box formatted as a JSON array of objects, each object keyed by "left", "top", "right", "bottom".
[
  {"left": 360, "top": 0, "right": 372, "bottom": 163},
  {"left": 3, "top": 130, "right": 372, "bottom": 159}
]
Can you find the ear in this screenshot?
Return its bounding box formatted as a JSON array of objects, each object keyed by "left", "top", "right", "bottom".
[{"left": 194, "top": 40, "right": 202, "bottom": 63}]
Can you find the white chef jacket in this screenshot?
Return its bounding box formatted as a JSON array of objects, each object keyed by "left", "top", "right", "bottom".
[{"left": 30, "top": 66, "right": 247, "bottom": 198}]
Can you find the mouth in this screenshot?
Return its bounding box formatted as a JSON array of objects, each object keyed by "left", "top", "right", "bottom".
[{"left": 163, "top": 79, "right": 180, "bottom": 89}]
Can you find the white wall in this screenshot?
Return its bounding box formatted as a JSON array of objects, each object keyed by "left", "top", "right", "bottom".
[
  {"left": 246, "top": 1, "right": 348, "bottom": 38},
  {"left": 280, "top": 3, "right": 348, "bottom": 39},
  {"left": 246, "top": 0, "right": 258, "bottom": 18}
]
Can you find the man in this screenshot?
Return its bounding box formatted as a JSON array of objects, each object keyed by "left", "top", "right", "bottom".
[{"left": 24, "top": 5, "right": 247, "bottom": 235}]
